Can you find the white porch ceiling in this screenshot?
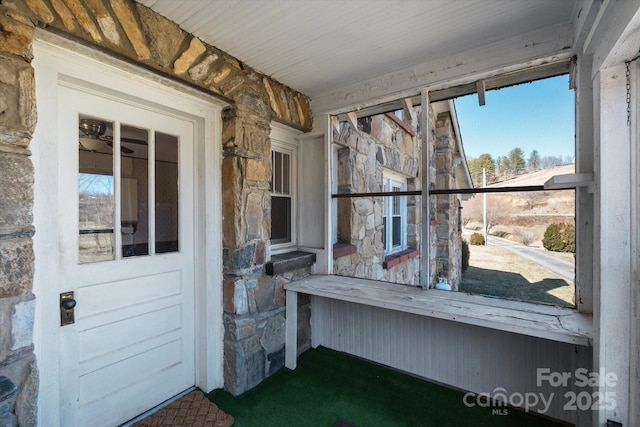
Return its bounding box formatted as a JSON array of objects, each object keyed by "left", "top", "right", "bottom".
[{"left": 138, "top": 0, "right": 579, "bottom": 106}]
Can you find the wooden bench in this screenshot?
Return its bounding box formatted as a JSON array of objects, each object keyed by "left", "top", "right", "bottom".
[{"left": 284, "top": 275, "right": 593, "bottom": 369}]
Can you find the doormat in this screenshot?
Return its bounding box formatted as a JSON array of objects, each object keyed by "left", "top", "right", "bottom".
[{"left": 133, "top": 390, "right": 234, "bottom": 426}]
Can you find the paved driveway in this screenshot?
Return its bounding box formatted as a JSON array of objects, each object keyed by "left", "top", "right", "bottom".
[{"left": 487, "top": 236, "right": 575, "bottom": 283}]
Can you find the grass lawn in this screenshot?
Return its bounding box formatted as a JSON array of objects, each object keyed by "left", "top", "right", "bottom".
[
  {"left": 459, "top": 245, "right": 575, "bottom": 307},
  {"left": 208, "top": 346, "right": 568, "bottom": 427}
]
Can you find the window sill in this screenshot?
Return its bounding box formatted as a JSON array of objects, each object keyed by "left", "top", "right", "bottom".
[
  {"left": 284, "top": 275, "right": 593, "bottom": 347},
  {"left": 383, "top": 248, "right": 419, "bottom": 269},
  {"left": 266, "top": 251, "right": 316, "bottom": 275},
  {"left": 333, "top": 242, "right": 358, "bottom": 259}
]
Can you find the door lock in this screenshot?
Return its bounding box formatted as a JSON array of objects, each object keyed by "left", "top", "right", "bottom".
[{"left": 60, "top": 292, "right": 76, "bottom": 326}]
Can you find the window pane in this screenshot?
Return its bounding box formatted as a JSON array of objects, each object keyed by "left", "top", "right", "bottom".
[
  {"left": 274, "top": 151, "right": 282, "bottom": 193},
  {"left": 271, "top": 196, "right": 291, "bottom": 243},
  {"left": 282, "top": 152, "right": 290, "bottom": 194},
  {"left": 121, "top": 124, "right": 149, "bottom": 257},
  {"left": 155, "top": 132, "right": 179, "bottom": 253},
  {"left": 392, "top": 216, "right": 401, "bottom": 246},
  {"left": 270, "top": 151, "right": 275, "bottom": 192},
  {"left": 393, "top": 186, "right": 401, "bottom": 215},
  {"left": 79, "top": 116, "right": 115, "bottom": 263}
]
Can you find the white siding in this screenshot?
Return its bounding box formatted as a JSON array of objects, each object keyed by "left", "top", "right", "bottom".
[
  {"left": 297, "top": 134, "right": 325, "bottom": 250},
  {"left": 311, "top": 296, "right": 591, "bottom": 425}
]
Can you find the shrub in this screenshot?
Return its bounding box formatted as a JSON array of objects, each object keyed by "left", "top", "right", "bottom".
[
  {"left": 461, "top": 239, "right": 470, "bottom": 273},
  {"left": 469, "top": 232, "right": 485, "bottom": 245},
  {"left": 514, "top": 229, "right": 536, "bottom": 246},
  {"left": 542, "top": 223, "right": 576, "bottom": 253}
]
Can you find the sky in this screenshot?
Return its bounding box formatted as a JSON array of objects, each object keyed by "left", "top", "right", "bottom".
[{"left": 453, "top": 75, "right": 575, "bottom": 161}]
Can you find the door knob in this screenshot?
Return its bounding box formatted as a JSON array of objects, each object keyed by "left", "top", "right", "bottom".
[
  {"left": 61, "top": 298, "right": 76, "bottom": 310},
  {"left": 60, "top": 291, "right": 76, "bottom": 326}
]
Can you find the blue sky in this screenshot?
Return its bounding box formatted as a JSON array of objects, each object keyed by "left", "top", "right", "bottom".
[{"left": 453, "top": 75, "right": 575, "bottom": 161}]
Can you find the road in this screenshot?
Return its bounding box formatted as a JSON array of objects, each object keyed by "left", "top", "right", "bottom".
[{"left": 487, "top": 236, "right": 575, "bottom": 283}]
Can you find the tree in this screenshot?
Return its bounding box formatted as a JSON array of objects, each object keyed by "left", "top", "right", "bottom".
[
  {"left": 461, "top": 194, "right": 512, "bottom": 234},
  {"left": 485, "top": 195, "right": 513, "bottom": 233},
  {"left": 528, "top": 149, "right": 541, "bottom": 171},
  {"left": 519, "top": 191, "right": 546, "bottom": 210},
  {"left": 462, "top": 195, "right": 482, "bottom": 225},
  {"left": 508, "top": 147, "right": 526, "bottom": 174},
  {"left": 499, "top": 156, "right": 510, "bottom": 179},
  {"left": 540, "top": 155, "right": 563, "bottom": 169},
  {"left": 467, "top": 153, "right": 495, "bottom": 187}
]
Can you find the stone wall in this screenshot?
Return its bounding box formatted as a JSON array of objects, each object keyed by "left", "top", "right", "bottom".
[
  {"left": 333, "top": 113, "right": 421, "bottom": 286},
  {"left": 333, "top": 108, "right": 465, "bottom": 289},
  {"left": 0, "top": 0, "right": 314, "bottom": 419},
  {"left": 0, "top": 8, "right": 39, "bottom": 424},
  {"left": 223, "top": 266, "right": 311, "bottom": 394},
  {"left": 431, "top": 112, "right": 464, "bottom": 289}
]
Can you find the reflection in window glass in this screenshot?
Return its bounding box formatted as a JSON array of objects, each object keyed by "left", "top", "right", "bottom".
[
  {"left": 121, "top": 124, "right": 149, "bottom": 257},
  {"left": 78, "top": 116, "right": 115, "bottom": 263},
  {"left": 271, "top": 196, "right": 291, "bottom": 243},
  {"left": 155, "top": 132, "right": 179, "bottom": 253}
]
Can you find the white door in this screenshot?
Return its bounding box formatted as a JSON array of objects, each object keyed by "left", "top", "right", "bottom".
[{"left": 56, "top": 82, "right": 196, "bottom": 426}]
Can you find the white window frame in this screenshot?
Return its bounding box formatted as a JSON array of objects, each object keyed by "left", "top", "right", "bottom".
[
  {"left": 270, "top": 123, "right": 298, "bottom": 254},
  {"left": 331, "top": 144, "right": 339, "bottom": 245},
  {"left": 383, "top": 170, "right": 408, "bottom": 255}
]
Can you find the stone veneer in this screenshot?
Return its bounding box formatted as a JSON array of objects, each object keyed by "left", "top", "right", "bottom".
[
  {"left": 431, "top": 112, "right": 464, "bottom": 289},
  {"left": 333, "top": 112, "right": 422, "bottom": 286},
  {"left": 0, "top": 0, "right": 314, "bottom": 421},
  {"left": 333, "top": 107, "right": 465, "bottom": 289}
]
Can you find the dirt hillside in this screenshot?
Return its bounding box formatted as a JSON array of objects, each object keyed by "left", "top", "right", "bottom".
[
  {"left": 462, "top": 164, "right": 576, "bottom": 247},
  {"left": 488, "top": 164, "right": 575, "bottom": 187}
]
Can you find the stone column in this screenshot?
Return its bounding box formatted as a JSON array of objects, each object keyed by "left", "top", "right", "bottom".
[
  {"left": 0, "top": 6, "right": 39, "bottom": 426},
  {"left": 433, "top": 112, "right": 462, "bottom": 290}
]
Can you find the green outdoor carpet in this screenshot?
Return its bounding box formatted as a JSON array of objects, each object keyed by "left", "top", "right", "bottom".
[{"left": 207, "top": 346, "right": 568, "bottom": 427}]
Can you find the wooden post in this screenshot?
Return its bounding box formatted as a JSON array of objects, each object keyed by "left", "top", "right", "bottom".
[
  {"left": 285, "top": 289, "right": 298, "bottom": 369},
  {"left": 420, "top": 89, "right": 431, "bottom": 288}
]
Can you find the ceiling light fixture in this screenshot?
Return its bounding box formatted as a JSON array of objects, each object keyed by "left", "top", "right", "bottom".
[{"left": 79, "top": 119, "right": 107, "bottom": 151}]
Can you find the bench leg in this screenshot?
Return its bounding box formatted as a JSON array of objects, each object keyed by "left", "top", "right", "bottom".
[{"left": 285, "top": 289, "right": 298, "bottom": 369}]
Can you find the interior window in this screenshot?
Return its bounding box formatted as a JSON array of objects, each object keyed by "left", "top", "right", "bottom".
[
  {"left": 78, "top": 114, "right": 180, "bottom": 263},
  {"left": 120, "top": 123, "right": 149, "bottom": 257},
  {"left": 155, "top": 132, "right": 179, "bottom": 253},
  {"left": 78, "top": 117, "right": 115, "bottom": 263}
]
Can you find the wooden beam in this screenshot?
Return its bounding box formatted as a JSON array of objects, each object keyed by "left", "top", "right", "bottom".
[
  {"left": 401, "top": 98, "right": 417, "bottom": 122},
  {"left": 285, "top": 290, "right": 298, "bottom": 369},
  {"left": 476, "top": 80, "right": 486, "bottom": 106},
  {"left": 420, "top": 89, "right": 430, "bottom": 289},
  {"left": 312, "top": 24, "right": 574, "bottom": 114},
  {"left": 331, "top": 115, "right": 341, "bottom": 134},
  {"left": 430, "top": 59, "right": 572, "bottom": 103},
  {"left": 346, "top": 111, "right": 358, "bottom": 132}
]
